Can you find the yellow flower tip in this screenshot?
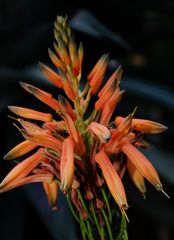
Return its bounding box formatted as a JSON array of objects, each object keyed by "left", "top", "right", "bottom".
[
  {"left": 121, "top": 207, "right": 130, "bottom": 223},
  {"left": 160, "top": 188, "right": 170, "bottom": 199}
]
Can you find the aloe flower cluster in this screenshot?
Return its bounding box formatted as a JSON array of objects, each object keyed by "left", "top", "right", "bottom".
[{"left": 1, "top": 16, "right": 169, "bottom": 239}]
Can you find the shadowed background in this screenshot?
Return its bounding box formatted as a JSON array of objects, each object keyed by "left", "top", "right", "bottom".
[{"left": 0, "top": 1, "right": 174, "bottom": 239}]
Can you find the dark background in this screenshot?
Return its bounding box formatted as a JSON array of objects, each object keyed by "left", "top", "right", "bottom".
[{"left": 0, "top": 1, "right": 174, "bottom": 239}]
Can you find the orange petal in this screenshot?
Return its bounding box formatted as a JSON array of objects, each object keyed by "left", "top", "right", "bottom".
[
  {"left": 58, "top": 95, "right": 76, "bottom": 120},
  {"left": 115, "top": 117, "right": 168, "bottom": 134},
  {"left": 88, "top": 54, "right": 108, "bottom": 81},
  {"left": 42, "top": 120, "right": 66, "bottom": 132},
  {"left": 59, "top": 112, "right": 78, "bottom": 143},
  {"left": 89, "top": 54, "right": 109, "bottom": 94},
  {"left": 48, "top": 48, "right": 66, "bottom": 70},
  {"left": 127, "top": 159, "right": 146, "bottom": 197},
  {"left": 69, "top": 36, "right": 79, "bottom": 76},
  {"left": 0, "top": 148, "right": 45, "bottom": 187},
  {"left": 95, "top": 78, "right": 117, "bottom": 110},
  {"left": 19, "top": 82, "right": 60, "bottom": 111},
  {"left": 22, "top": 130, "right": 62, "bottom": 154},
  {"left": 3, "top": 140, "right": 38, "bottom": 160},
  {"left": 87, "top": 122, "right": 110, "bottom": 143},
  {"left": 39, "top": 62, "right": 63, "bottom": 88},
  {"left": 58, "top": 68, "right": 76, "bottom": 100},
  {"left": 98, "top": 66, "right": 122, "bottom": 97},
  {"left": 106, "top": 113, "right": 133, "bottom": 153},
  {"left": 95, "top": 151, "right": 128, "bottom": 211},
  {"left": 60, "top": 137, "right": 75, "bottom": 191},
  {"left": 121, "top": 139, "right": 162, "bottom": 190},
  {"left": 19, "top": 119, "right": 62, "bottom": 153},
  {"left": 54, "top": 38, "right": 70, "bottom": 65},
  {"left": 99, "top": 87, "right": 123, "bottom": 126},
  {"left": 43, "top": 180, "right": 58, "bottom": 210},
  {"left": 0, "top": 173, "right": 53, "bottom": 193},
  {"left": 8, "top": 106, "right": 52, "bottom": 122}
]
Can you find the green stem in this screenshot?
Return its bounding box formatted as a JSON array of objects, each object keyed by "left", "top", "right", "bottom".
[
  {"left": 86, "top": 220, "right": 94, "bottom": 240},
  {"left": 66, "top": 195, "right": 80, "bottom": 223},
  {"left": 101, "top": 208, "right": 113, "bottom": 240},
  {"left": 90, "top": 201, "right": 104, "bottom": 239},
  {"left": 116, "top": 214, "right": 127, "bottom": 240},
  {"left": 77, "top": 189, "right": 92, "bottom": 222},
  {"left": 80, "top": 219, "right": 87, "bottom": 240},
  {"left": 101, "top": 188, "right": 112, "bottom": 224}
]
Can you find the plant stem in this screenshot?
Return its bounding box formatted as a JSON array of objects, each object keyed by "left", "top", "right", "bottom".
[
  {"left": 77, "top": 189, "right": 92, "bottom": 222},
  {"left": 116, "top": 214, "right": 127, "bottom": 240},
  {"left": 101, "top": 188, "right": 112, "bottom": 224},
  {"left": 86, "top": 220, "right": 94, "bottom": 240},
  {"left": 90, "top": 201, "right": 104, "bottom": 239},
  {"left": 101, "top": 208, "right": 113, "bottom": 240},
  {"left": 66, "top": 195, "right": 80, "bottom": 223}
]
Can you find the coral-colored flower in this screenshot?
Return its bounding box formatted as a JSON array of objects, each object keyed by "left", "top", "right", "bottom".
[
  {"left": 115, "top": 116, "right": 167, "bottom": 134},
  {"left": 87, "top": 122, "right": 110, "bottom": 143},
  {"left": 127, "top": 159, "right": 146, "bottom": 197},
  {"left": 60, "top": 137, "right": 75, "bottom": 192},
  {"left": 3, "top": 140, "right": 38, "bottom": 160},
  {"left": 120, "top": 138, "right": 162, "bottom": 190},
  {"left": 95, "top": 151, "right": 128, "bottom": 212},
  {"left": 8, "top": 106, "right": 52, "bottom": 122},
  {"left": 43, "top": 180, "right": 59, "bottom": 210},
  {"left": 0, "top": 148, "right": 45, "bottom": 188}
]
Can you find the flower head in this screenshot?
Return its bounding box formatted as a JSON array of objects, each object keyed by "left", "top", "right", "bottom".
[{"left": 1, "top": 15, "right": 169, "bottom": 239}]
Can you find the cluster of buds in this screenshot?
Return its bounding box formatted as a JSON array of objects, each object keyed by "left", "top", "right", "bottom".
[{"left": 1, "top": 16, "right": 169, "bottom": 239}]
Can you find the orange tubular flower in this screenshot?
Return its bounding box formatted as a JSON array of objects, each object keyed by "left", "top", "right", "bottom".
[
  {"left": 87, "top": 122, "right": 110, "bottom": 143},
  {"left": 8, "top": 106, "right": 52, "bottom": 122},
  {"left": 69, "top": 36, "right": 79, "bottom": 76},
  {"left": 18, "top": 119, "right": 62, "bottom": 153},
  {"left": 120, "top": 138, "right": 163, "bottom": 191},
  {"left": 98, "top": 65, "right": 122, "bottom": 98},
  {"left": 106, "top": 113, "right": 133, "bottom": 154},
  {"left": 95, "top": 151, "right": 128, "bottom": 213},
  {"left": 48, "top": 48, "right": 66, "bottom": 70},
  {"left": 0, "top": 148, "right": 45, "bottom": 188},
  {"left": 58, "top": 95, "right": 76, "bottom": 120},
  {"left": 99, "top": 87, "right": 123, "bottom": 126},
  {"left": 87, "top": 54, "right": 109, "bottom": 94},
  {"left": 115, "top": 116, "right": 168, "bottom": 134},
  {"left": 43, "top": 180, "right": 59, "bottom": 210},
  {"left": 39, "top": 62, "right": 63, "bottom": 88},
  {"left": 127, "top": 159, "right": 146, "bottom": 197},
  {"left": 3, "top": 140, "right": 38, "bottom": 160},
  {"left": 0, "top": 173, "right": 53, "bottom": 193},
  {"left": 19, "top": 82, "right": 60, "bottom": 111},
  {"left": 60, "top": 137, "right": 75, "bottom": 192},
  {"left": 58, "top": 68, "right": 76, "bottom": 100}
]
